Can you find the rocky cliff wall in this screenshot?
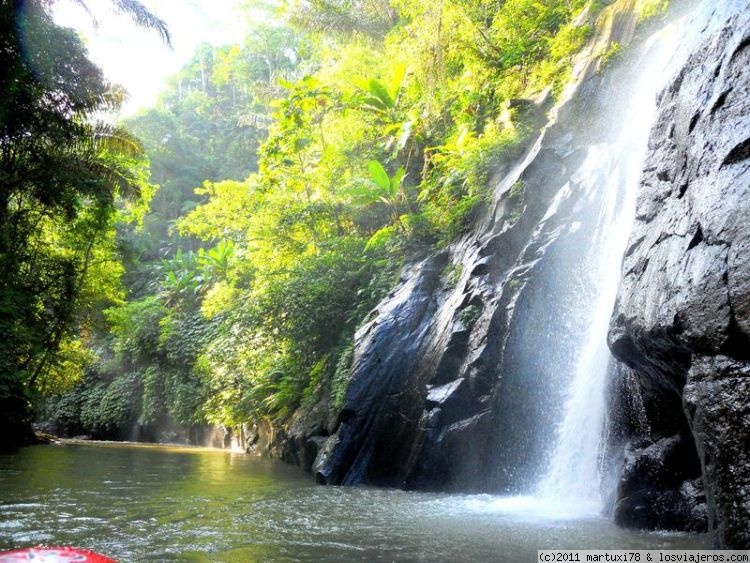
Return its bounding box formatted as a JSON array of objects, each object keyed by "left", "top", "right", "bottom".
[{"left": 608, "top": 4, "right": 750, "bottom": 548}]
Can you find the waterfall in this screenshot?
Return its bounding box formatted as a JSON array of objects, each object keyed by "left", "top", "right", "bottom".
[
  {"left": 535, "top": 25, "right": 685, "bottom": 512},
  {"left": 532, "top": 0, "right": 749, "bottom": 511},
  {"left": 533, "top": 0, "right": 750, "bottom": 515},
  {"left": 535, "top": 146, "right": 640, "bottom": 511}
]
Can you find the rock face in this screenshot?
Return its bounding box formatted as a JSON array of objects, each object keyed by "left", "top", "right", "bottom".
[{"left": 608, "top": 7, "right": 750, "bottom": 548}]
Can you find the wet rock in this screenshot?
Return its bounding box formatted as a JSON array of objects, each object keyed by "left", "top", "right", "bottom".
[
  {"left": 312, "top": 434, "right": 340, "bottom": 484},
  {"left": 684, "top": 357, "right": 750, "bottom": 547},
  {"left": 33, "top": 420, "right": 61, "bottom": 437},
  {"left": 613, "top": 435, "right": 706, "bottom": 532},
  {"left": 281, "top": 392, "right": 335, "bottom": 470},
  {"left": 608, "top": 8, "right": 750, "bottom": 548},
  {"left": 614, "top": 479, "right": 707, "bottom": 533},
  {"left": 32, "top": 432, "right": 60, "bottom": 444}
]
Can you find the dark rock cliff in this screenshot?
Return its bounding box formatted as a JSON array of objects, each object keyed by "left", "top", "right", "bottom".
[{"left": 608, "top": 6, "right": 750, "bottom": 548}]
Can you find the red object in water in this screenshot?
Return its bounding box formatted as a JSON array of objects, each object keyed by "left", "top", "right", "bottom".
[{"left": 0, "top": 547, "right": 116, "bottom": 562}]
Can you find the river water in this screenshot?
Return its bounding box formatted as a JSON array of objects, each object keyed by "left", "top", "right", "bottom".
[{"left": 0, "top": 442, "right": 706, "bottom": 561}]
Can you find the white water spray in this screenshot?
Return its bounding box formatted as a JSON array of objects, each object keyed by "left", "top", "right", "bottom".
[
  {"left": 535, "top": 26, "right": 684, "bottom": 512},
  {"left": 535, "top": 146, "right": 640, "bottom": 511}
]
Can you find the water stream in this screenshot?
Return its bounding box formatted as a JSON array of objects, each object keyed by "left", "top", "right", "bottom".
[
  {"left": 0, "top": 443, "right": 707, "bottom": 561},
  {"left": 535, "top": 145, "right": 639, "bottom": 511},
  {"left": 532, "top": 15, "right": 688, "bottom": 510}
]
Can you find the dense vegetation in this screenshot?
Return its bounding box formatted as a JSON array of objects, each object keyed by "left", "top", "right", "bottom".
[
  {"left": 2, "top": 0, "right": 670, "bottom": 446},
  {"left": 0, "top": 0, "right": 167, "bottom": 448}
]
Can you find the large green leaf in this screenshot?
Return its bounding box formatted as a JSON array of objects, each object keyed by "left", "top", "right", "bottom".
[
  {"left": 362, "top": 96, "right": 390, "bottom": 113},
  {"left": 367, "top": 79, "right": 395, "bottom": 109},
  {"left": 368, "top": 160, "right": 391, "bottom": 193},
  {"left": 390, "top": 63, "right": 407, "bottom": 102},
  {"left": 389, "top": 167, "right": 405, "bottom": 197},
  {"left": 396, "top": 121, "right": 413, "bottom": 152}
]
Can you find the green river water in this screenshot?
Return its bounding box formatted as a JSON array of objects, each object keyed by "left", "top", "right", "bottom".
[{"left": 0, "top": 442, "right": 706, "bottom": 561}]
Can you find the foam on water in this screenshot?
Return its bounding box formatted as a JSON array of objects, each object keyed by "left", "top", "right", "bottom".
[{"left": 461, "top": 495, "right": 602, "bottom": 521}]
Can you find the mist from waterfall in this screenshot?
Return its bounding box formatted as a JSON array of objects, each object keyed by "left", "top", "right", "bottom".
[
  {"left": 534, "top": 145, "right": 642, "bottom": 511},
  {"left": 533, "top": 23, "right": 682, "bottom": 512}
]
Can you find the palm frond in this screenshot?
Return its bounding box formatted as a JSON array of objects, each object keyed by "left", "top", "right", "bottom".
[
  {"left": 48, "top": 0, "right": 171, "bottom": 46},
  {"left": 90, "top": 122, "right": 144, "bottom": 158},
  {"left": 65, "top": 0, "right": 96, "bottom": 23},
  {"left": 110, "top": 0, "right": 171, "bottom": 46},
  {"left": 290, "top": 0, "right": 395, "bottom": 39}
]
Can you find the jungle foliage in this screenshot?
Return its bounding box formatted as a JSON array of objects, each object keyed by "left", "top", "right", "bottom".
[
  {"left": 21, "top": 0, "right": 670, "bottom": 440},
  {"left": 0, "top": 0, "right": 162, "bottom": 448}
]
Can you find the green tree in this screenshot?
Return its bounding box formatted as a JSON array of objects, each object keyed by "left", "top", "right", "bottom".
[
  {"left": 0, "top": 0, "right": 163, "bottom": 449},
  {"left": 43, "top": 19, "right": 314, "bottom": 440}
]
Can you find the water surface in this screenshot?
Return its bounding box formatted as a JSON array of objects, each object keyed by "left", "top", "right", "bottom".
[{"left": 0, "top": 442, "right": 706, "bottom": 561}]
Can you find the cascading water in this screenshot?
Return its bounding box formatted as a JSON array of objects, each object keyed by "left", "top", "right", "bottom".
[
  {"left": 467, "top": 17, "right": 688, "bottom": 516},
  {"left": 535, "top": 147, "right": 642, "bottom": 511},
  {"left": 535, "top": 0, "right": 746, "bottom": 513},
  {"left": 533, "top": 25, "right": 684, "bottom": 512}
]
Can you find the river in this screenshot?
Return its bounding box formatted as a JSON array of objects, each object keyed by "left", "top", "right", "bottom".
[{"left": 0, "top": 442, "right": 706, "bottom": 561}]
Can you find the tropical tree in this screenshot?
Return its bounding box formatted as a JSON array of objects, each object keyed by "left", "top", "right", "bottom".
[
  {"left": 287, "top": 0, "right": 397, "bottom": 38},
  {"left": 0, "top": 0, "right": 165, "bottom": 448}
]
